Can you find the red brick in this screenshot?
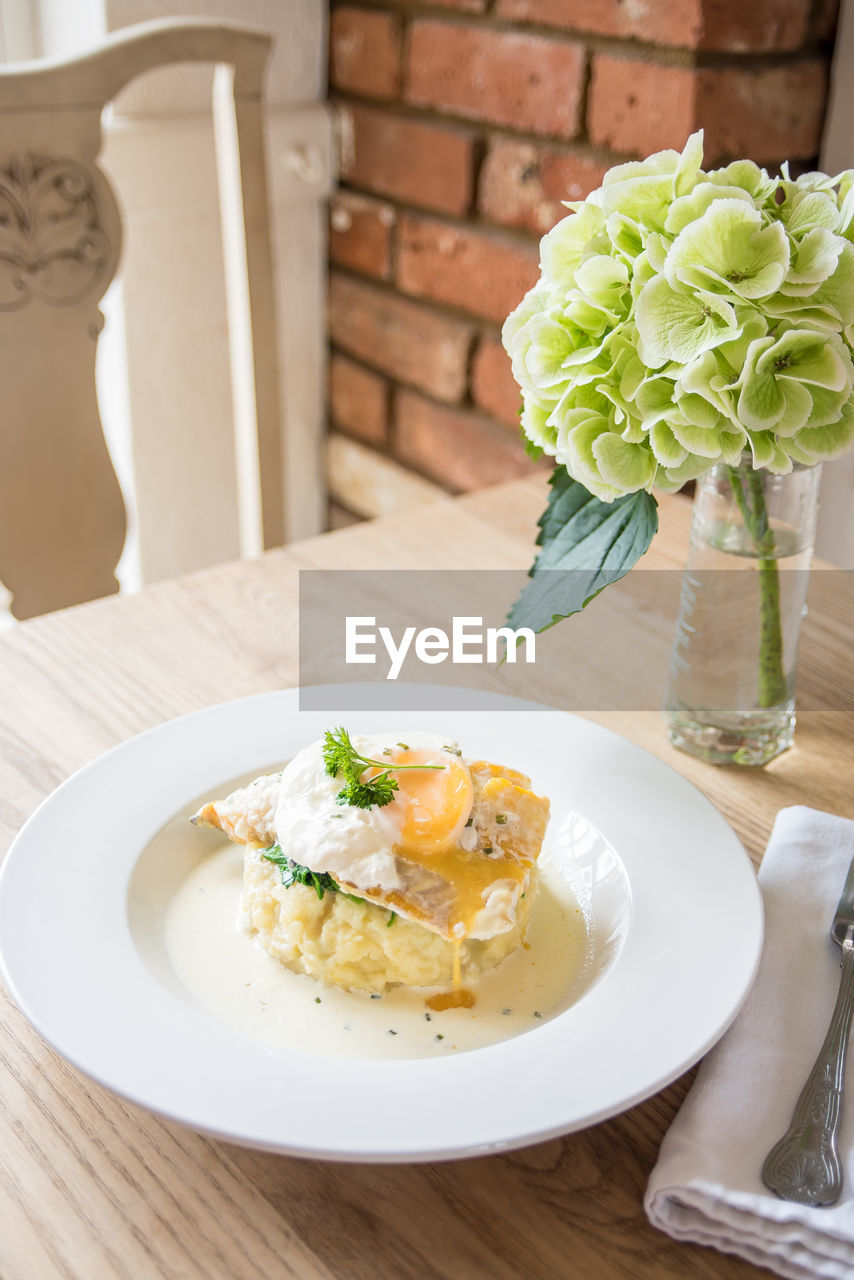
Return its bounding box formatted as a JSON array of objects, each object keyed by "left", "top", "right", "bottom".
[
  {"left": 588, "top": 57, "right": 697, "bottom": 158},
  {"left": 698, "top": 63, "right": 829, "bottom": 163},
  {"left": 395, "top": 391, "right": 537, "bottom": 491},
  {"left": 699, "top": 0, "right": 811, "bottom": 48},
  {"left": 495, "top": 0, "right": 810, "bottom": 52},
  {"left": 330, "top": 7, "right": 402, "bottom": 99},
  {"left": 589, "top": 54, "right": 829, "bottom": 164},
  {"left": 339, "top": 104, "right": 475, "bottom": 215},
  {"left": 415, "top": 0, "right": 487, "bottom": 9},
  {"left": 361, "top": 0, "right": 485, "bottom": 6},
  {"left": 471, "top": 336, "right": 522, "bottom": 430},
  {"left": 329, "top": 192, "right": 394, "bottom": 279},
  {"left": 329, "top": 353, "right": 389, "bottom": 445},
  {"left": 329, "top": 273, "right": 473, "bottom": 403},
  {"left": 811, "top": 0, "right": 840, "bottom": 42},
  {"left": 478, "top": 140, "right": 608, "bottom": 235},
  {"left": 405, "top": 21, "right": 584, "bottom": 139},
  {"left": 397, "top": 215, "right": 539, "bottom": 326}
]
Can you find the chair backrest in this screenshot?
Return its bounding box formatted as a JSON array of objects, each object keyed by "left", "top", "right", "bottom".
[{"left": 0, "top": 18, "right": 284, "bottom": 619}]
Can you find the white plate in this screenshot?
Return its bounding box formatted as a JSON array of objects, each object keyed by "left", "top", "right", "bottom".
[{"left": 0, "top": 686, "right": 763, "bottom": 1163}]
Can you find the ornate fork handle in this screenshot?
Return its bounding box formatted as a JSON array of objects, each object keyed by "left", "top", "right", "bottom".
[{"left": 762, "top": 933, "right": 854, "bottom": 1206}]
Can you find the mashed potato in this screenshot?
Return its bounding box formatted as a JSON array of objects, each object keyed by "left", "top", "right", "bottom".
[{"left": 242, "top": 846, "right": 537, "bottom": 995}]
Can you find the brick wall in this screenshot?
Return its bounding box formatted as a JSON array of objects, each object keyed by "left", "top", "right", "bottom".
[{"left": 326, "top": 0, "right": 840, "bottom": 524}]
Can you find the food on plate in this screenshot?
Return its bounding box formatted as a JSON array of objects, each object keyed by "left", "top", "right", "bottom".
[{"left": 192, "top": 728, "right": 550, "bottom": 995}]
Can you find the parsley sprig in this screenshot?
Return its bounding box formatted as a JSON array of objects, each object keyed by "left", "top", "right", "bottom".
[
  {"left": 322, "top": 726, "right": 446, "bottom": 810},
  {"left": 262, "top": 845, "right": 361, "bottom": 902}
]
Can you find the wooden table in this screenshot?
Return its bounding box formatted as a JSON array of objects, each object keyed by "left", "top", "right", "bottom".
[{"left": 2, "top": 475, "right": 852, "bottom": 1280}]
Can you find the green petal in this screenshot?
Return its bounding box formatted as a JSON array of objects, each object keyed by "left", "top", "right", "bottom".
[
  {"left": 669, "top": 416, "right": 727, "bottom": 459},
  {"left": 767, "top": 241, "right": 854, "bottom": 329},
  {"left": 591, "top": 173, "right": 676, "bottom": 231},
  {"left": 644, "top": 233, "right": 670, "bottom": 273},
  {"left": 636, "top": 276, "right": 739, "bottom": 366},
  {"left": 635, "top": 374, "right": 677, "bottom": 424},
  {"left": 788, "top": 402, "right": 854, "bottom": 462},
  {"left": 539, "top": 206, "right": 606, "bottom": 287},
  {"left": 719, "top": 429, "right": 748, "bottom": 464},
  {"left": 605, "top": 213, "right": 646, "bottom": 263},
  {"left": 665, "top": 200, "right": 790, "bottom": 301},
  {"left": 706, "top": 160, "right": 775, "bottom": 202},
  {"left": 601, "top": 150, "right": 680, "bottom": 186},
  {"left": 574, "top": 254, "right": 629, "bottom": 305},
  {"left": 523, "top": 318, "right": 576, "bottom": 389},
  {"left": 521, "top": 396, "right": 558, "bottom": 453},
  {"left": 748, "top": 431, "right": 792, "bottom": 473},
  {"left": 738, "top": 368, "right": 786, "bottom": 432},
  {"left": 782, "top": 228, "right": 844, "bottom": 293},
  {"left": 649, "top": 420, "right": 688, "bottom": 466},
  {"left": 715, "top": 307, "right": 768, "bottom": 373},
  {"left": 665, "top": 183, "right": 754, "bottom": 236},
  {"left": 592, "top": 433, "right": 657, "bottom": 493},
  {"left": 771, "top": 379, "right": 813, "bottom": 437},
  {"left": 629, "top": 250, "right": 657, "bottom": 302},
  {"left": 561, "top": 426, "right": 624, "bottom": 502},
  {"left": 502, "top": 288, "right": 547, "bottom": 377},
  {"left": 786, "top": 190, "right": 841, "bottom": 237},
  {"left": 808, "top": 380, "right": 854, "bottom": 427},
  {"left": 564, "top": 295, "right": 615, "bottom": 335},
  {"left": 674, "top": 130, "right": 705, "bottom": 196},
  {"left": 676, "top": 390, "right": 722, "bottom": 430},
  {"left": 659, "top": 452, "right": 717, "bottom": 490},
  {"left": 755, "top": 328, "right": 850, "bottom": 392}
]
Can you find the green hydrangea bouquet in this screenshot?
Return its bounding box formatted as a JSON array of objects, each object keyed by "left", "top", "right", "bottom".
[{"left": 503, "top": 130, "right": 854, "bottom": 634}]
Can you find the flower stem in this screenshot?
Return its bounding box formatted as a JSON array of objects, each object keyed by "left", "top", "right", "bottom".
[{"left": 726, "top": 465, "right": 788, "bottom": 709}]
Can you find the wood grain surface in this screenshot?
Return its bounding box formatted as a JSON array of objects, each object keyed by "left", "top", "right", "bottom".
[{"left": 2, "top": 475, "right": 852, "bottom": 1280}]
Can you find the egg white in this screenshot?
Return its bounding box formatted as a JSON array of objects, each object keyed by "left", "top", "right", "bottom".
[{"left": 272, "top": 732, "right": 468, "bottom": 895}]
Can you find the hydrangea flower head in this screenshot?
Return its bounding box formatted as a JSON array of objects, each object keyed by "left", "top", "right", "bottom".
[{"left": 502, "top": 132, "right": 854, "bottom": 499}]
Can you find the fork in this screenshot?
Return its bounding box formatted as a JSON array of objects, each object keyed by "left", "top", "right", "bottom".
[{"left": 761, "top": 921, "right": 854, "bottom": 1206}]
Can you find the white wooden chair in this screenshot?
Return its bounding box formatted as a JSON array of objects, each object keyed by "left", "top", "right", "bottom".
[{"left": 0, "top": 18, "right": 284, "bottom": 619}]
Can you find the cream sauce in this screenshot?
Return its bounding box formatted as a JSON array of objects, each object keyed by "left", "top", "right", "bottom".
[{"left": 162, "top": 838, "right": 592, "bottom": 1061}]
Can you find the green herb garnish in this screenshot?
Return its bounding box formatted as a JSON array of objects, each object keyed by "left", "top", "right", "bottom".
[
  {"left": 495, "top": 814, "right": 507, "bottom": 825},
  {"left": 262, "top": 844, "right": 361, "bottom": 902},
  {"left": 322, "top": 726, "right": 446, "bottom": 810},
  {"left": 387, "top": 911, "right": 397, "bottom": 927}
]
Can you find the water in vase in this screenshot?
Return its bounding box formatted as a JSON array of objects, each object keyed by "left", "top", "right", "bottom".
[{"left": 666, "top": 510, "right": 813, "bottom": 766}]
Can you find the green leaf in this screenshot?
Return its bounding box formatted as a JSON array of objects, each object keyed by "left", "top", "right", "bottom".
[
  {"left": 508, "top": 469, "right": 659, "bottom": 634},
  {"left": 262, "top": 846, "right": 344, "bottom": 900}
]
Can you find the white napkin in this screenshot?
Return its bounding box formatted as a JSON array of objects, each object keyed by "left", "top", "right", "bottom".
[{"left": 646, "top": 805, "right": 854, "bottom": 1280}]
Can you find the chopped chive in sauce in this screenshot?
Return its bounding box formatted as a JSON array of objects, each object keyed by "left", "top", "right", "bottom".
[
  {"left": 495, "top": 814, "right": 507, "bottom": 825},
  {"left": 465, "top": 818, "right": 473, "bottom": 828},
  {"left": 435, "top": 1034, "right": 444, "bottom": 1041}
]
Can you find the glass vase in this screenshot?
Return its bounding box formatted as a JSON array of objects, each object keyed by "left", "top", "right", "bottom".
[{"left": 665, "top": 458, "right": 822, "bottom": 766}]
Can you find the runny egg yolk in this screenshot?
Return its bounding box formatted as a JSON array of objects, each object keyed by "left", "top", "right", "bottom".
[{"left": 371, "top": 747, "right": 473, "bottom": 855}]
